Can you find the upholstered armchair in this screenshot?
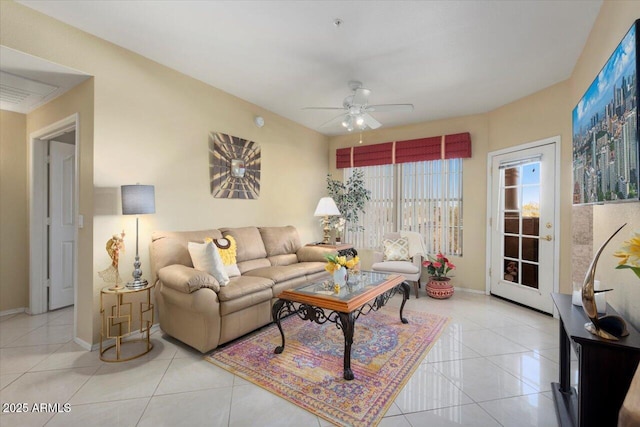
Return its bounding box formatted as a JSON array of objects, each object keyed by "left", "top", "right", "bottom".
[{"left": 371, "top": 231, "right": 425, "bottom": 298}]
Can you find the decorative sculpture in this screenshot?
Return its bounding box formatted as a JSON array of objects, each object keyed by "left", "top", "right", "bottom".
[
  {"left": 582, "top": 223, "right": 629, "bottom": 340},
  {"left": 98, "top": 231, "right": 126, "bottom": 290}
]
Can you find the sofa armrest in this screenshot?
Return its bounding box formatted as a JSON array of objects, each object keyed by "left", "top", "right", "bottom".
[
  {"left": 296, "top": 245, "right": 338, "bottom": 262},
  {"left": 158, "top": 264, "right": 220, "bottom": 294},
  {"left": 373, "top": 251, "right": 383, "bottom": 263}
]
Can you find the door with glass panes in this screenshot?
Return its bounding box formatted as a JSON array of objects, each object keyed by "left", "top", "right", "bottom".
[{"left": 489, "top": 142, "right": 557, "bottom": 314}]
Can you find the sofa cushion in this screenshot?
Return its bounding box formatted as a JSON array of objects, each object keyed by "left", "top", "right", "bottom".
[
  {"left": 259, "top": 226, "right": 302, "bottom": 257},
  {"left": 158, "top": 264, "right": 221, "bottom": 294},
  {"left": 217, "top": 275, "right": 274, "bottom": 302},
  {"left": 187, "top": 241, "right": 230, "bottom": 286},
  {"left": 244, "top": 264, "right": 312, "bottom": 283},
  {"left": 268, "top": 254, "right": 299, "bottom": 266},
  {"left": 237, "top": 258, "right": 271, "bottom": 274},
  {"left": 220, "top": 227, "right": 267, "bottom": 263}
]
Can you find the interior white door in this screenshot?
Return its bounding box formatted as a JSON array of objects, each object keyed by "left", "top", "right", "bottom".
[
  {"left": 49, "top": 140, "right": 75, "bottom": 310},
  {"left": 489, "top": 142, "right": 557, "bottom": 314}
]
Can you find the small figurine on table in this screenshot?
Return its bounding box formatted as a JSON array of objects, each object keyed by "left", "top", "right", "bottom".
[{"left": 98, "top": 231, "right": 125, "bottom": 290}]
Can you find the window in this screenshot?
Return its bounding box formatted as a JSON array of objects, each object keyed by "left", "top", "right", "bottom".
[{"left": 344, "top": 159, "right": 463, "bottom": 256}]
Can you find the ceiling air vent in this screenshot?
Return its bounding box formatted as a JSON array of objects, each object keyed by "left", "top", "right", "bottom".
[{"left": 0, "top": 71, "right": 59, "bottom": 112}]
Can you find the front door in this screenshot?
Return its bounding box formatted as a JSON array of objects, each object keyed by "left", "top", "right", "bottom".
[
  {"left": 49, "top": 140, "right": 76, "bottom": 310},
  {"left": 489, "top": 141, "right": 557, "bottom": 314}
]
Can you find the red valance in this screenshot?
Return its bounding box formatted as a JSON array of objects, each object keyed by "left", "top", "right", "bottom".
[{"left": 336, "top": 132, "right": 471, "bottom": 168}]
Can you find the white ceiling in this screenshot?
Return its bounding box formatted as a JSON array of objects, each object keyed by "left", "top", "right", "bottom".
[{"left": 16, "top": 1, "right": 602, "bottom": 135}]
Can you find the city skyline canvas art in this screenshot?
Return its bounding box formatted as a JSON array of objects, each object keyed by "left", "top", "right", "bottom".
[{"left": 572, "top": 20, "right": 639, "bottom": 205}]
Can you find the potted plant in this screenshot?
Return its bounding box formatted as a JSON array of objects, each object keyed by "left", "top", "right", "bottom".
[
  {"left": 423, "top": 253, "right": 456, "bottom": 299},
  {"left": 326, "top": 169, "right": 371, "bottom": 237}
]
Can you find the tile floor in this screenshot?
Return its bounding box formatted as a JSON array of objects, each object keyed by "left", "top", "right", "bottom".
[{"left": 0, "top": 291, "right": 578, "bottom": 426}]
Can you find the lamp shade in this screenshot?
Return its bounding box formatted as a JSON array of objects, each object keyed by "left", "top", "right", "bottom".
[
  {"left": 314, "top": 197, "right": 341, "bottom": 217},
  {"left": 121, "top": 185, "right": 155, "bottom": 215}
]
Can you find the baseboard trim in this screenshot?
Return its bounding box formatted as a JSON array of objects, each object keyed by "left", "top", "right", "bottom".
[
  {"left": 0, "top": 307, "right": 27, "bottom": 317},
  {"left": 453, "top": 287, "right": 487, "bottom": 295},
  {"left": 74, "top": 336, "right": 93, "bottom": 351}
]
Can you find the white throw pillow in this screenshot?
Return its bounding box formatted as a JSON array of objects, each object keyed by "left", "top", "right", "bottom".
[{"left": 187, "top": 241, "right": 230, "bottom": 286}]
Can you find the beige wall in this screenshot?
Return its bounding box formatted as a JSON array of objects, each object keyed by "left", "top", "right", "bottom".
[
  {"left": 25, "top": 79, "right": 95, "bottom": 343},
  {"left": 0, "top": 110, "right": 28, "bottom": 312},
  {"left": 1, "top": 1, "right": 329, "bottom": 345},
  {"left": 489, "top": 81, "right": 573, "bottom": 294},
  {"left": 329, "top": 82, "right": 572, "bottom": 294},
  {"left": 570, "top": 0, "right": 640, "bottom": 330}
]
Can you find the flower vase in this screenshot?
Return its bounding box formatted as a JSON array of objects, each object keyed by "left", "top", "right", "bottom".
[
  {"left": 333, "top": 266, "right": 347, "bottom": 286},
  {"left": 426, "top": 277, "right": 454, "bottom": 299}
]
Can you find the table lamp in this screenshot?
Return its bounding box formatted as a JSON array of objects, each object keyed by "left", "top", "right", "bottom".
[
  {"left": 121, "top": 184, "right": 155, "bottom": 289},
  {"left": 314, "top": 197, "right": 341, "bottom": 244}
]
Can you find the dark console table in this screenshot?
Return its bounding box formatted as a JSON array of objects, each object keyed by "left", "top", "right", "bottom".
[{"left": 551, "top": 293, "right": 640, "bottom": 427}]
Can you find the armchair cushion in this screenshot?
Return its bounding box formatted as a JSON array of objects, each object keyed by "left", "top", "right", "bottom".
[{"left": 371, "top": 260, "right": 420, "bottom": 275}]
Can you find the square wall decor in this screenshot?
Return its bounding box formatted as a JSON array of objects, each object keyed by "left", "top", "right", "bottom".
[{"left": 209, "top": 132, "right": 260, "bottom": 199}]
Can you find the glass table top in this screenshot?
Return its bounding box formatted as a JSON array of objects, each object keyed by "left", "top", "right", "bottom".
[{"left": 291, "top": 271, "right": 394, "bottom": 302}]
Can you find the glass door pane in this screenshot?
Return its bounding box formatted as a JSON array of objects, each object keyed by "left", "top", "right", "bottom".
[{"left": 501, "top": 162, "right": 540, "bottom": 289}]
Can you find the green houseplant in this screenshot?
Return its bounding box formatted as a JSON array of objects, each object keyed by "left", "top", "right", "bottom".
[{"left": 326, "top": 169, "right": 371, "bottom": 233}]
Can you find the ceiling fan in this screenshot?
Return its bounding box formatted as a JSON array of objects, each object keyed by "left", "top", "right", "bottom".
[{"left": 303, "top": 81, "right": 414, "bottom": 131}]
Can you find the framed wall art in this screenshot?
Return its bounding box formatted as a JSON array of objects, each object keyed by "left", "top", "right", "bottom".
[
  {"left": 208, "top": 132, "right": 261, "bottom": 199},
  {"left": 572, "top": 19, "right": 639, "bottom": 205}
]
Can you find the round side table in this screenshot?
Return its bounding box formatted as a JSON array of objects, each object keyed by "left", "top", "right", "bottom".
[{"left": 99, "top": 283, "right": 155, "bottom": 362}]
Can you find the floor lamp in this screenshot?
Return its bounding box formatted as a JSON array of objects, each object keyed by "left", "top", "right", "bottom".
[
  {"left": 314, "top": 197, "right": 341, "bottom": 244},
  {"left": 121, "top": 184, "right": 155, "bottom": 289}
]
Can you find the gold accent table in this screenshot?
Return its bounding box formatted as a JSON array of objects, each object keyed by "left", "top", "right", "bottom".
[{"left": 100, "top": 283, "right": 155, "bottom": 362}]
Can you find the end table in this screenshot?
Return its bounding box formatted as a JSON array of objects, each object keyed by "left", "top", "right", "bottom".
[{"left": 100, "top": 283, "right": 155, "bottom": 362}]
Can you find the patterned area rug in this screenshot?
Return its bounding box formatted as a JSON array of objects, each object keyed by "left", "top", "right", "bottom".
[{"left": 205, "top": 307, "right": 449, "bottom": 426}]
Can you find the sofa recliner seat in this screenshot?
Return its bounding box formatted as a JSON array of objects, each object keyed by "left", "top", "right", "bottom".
[{"left": 150, "top": 225, "right": 334, "bottom": 353}]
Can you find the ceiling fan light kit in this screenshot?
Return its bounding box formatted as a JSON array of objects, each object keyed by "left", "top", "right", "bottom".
[{"left": 303, "top": 80, "right": 413, "bottom": 132}]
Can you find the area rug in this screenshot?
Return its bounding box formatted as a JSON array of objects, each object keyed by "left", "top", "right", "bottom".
[{"left": 205, "top": 307, "right": 449, "bottom": 426}]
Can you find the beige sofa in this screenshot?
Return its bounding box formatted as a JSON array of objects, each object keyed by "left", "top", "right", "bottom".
[{"left": 150, "top": 226, "right": 334, "bottom": 353}]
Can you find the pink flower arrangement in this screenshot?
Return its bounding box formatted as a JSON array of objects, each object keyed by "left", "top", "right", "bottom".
[{"left": 423, "top": 253, "right": 456, "bottom": 280}]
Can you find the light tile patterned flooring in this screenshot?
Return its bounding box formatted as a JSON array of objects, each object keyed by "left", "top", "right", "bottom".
[{"left": 0, "top": 291, "right": 578, "bottom": 426}]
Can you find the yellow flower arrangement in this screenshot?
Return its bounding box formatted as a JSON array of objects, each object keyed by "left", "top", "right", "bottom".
[
  {"left": 613, "top": 230, "right": 640, "bottom": 280},
  {"left": 324, "top": 253, "right": 360, "bottom": 273}
]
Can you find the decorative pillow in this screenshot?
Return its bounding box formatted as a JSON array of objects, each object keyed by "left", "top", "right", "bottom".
[
  {"left": 205, "top": 235, "right": 241, "bottom": 278},
  {"left": 187, "top": 241, "right": 230, "bottom": 286},
  {"left": 383, "top": 237, "right": 410, "bottom": 261}
]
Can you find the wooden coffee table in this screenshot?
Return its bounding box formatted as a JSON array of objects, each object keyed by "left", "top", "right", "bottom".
[{"left": 272, "top": 271, "right": 410, "bottom": 380}]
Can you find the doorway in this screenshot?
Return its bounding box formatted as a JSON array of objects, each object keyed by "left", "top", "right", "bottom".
[
  {"left": 29, "top": 114, "right": 79, "bottom": 323},
  {"left": 486, "top": 137, "right": 560, "bottom": 314}
]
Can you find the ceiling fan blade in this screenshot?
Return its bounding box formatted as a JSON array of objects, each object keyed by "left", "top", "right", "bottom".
[
  {"left": 361, "top": 113, "right": 381, "bottom": 129},
  {"left": 302, "top": 106, "right": 346, "bottom": 111},
  {"left": 366, "top": 103, "right": 414, "bottom": 113},
  {"left": 352, "top": 88, "right": 371, "bottom": 105},
  {"left": 319, "top": 112, "right": 347, "bottom": 128}
]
